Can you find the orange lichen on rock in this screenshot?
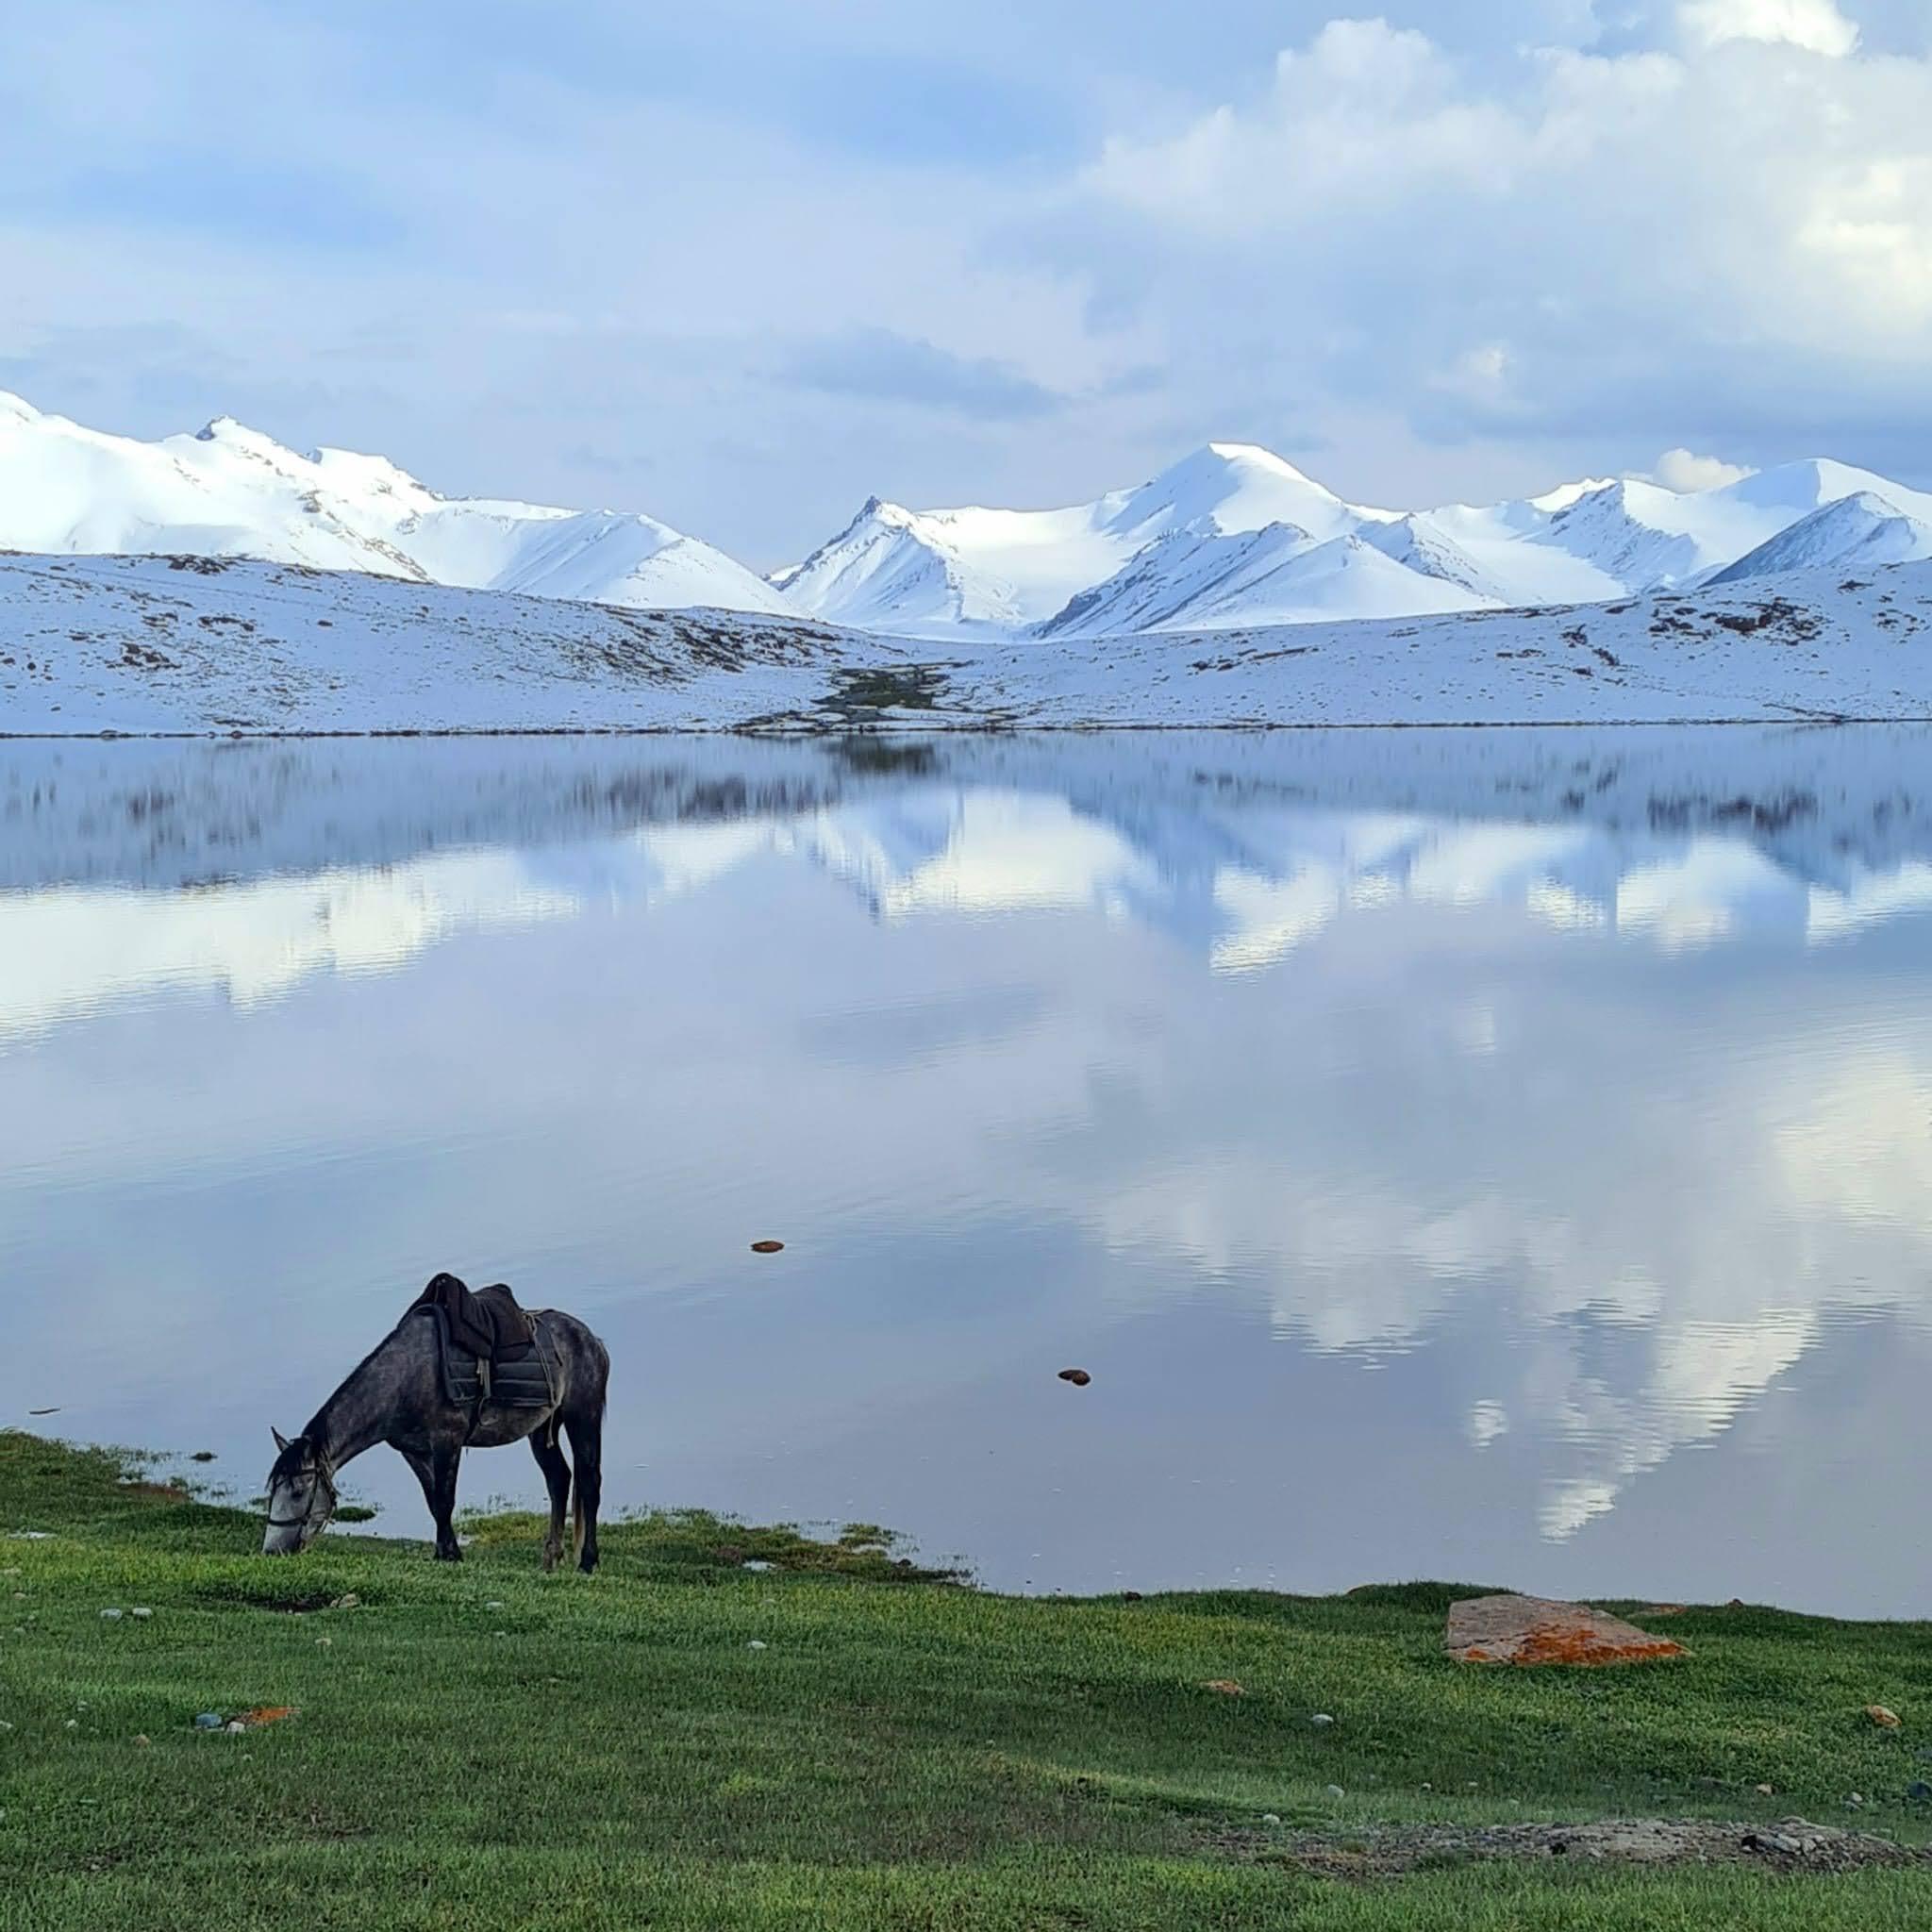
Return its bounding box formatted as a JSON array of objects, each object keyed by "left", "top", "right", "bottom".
[{"left": 1446, "top": 1594, "right": 1686, "bottom": 1668}]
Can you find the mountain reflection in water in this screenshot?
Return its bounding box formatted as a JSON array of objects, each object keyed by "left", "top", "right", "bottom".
[{"left": 2, "top": 728, "right": 1927, "bottom": 1612}]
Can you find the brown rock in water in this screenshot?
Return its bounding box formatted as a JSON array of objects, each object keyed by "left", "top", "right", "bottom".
[
  {"left": 750, "top": 1241, "right": 785, "bottom": 1254},
  {"left": 1446, "top": 1594, "right": 1686, "bottom": 1668},
  {"left": 1058, "top": 1368, "right": 1091, "bottom": 1387}
]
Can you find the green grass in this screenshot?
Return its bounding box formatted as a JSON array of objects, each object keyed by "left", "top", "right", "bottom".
[{"left": 3, "top": 1430, "right": 1930, "bottom": 1929}]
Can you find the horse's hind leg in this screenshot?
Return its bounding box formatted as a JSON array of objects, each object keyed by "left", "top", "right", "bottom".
[
  {"left": 562, "top": 1410, "right": 603, "bottom": 1574},
  {"left": 427, "top": 1443, "right": 464, "bottom": 1561},
  {"left": 529, "top": 1427, "right": 572, "bottom": 1573}
]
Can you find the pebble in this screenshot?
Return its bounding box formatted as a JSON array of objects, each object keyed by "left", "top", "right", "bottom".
[
  {"left": 193, "top": 1713, "right": 223, "bottom": 1730},
  {"left": 1324, "top": 1784, "right": 1345, "bottom": 1800},
  {"left": 315, "top": 1636, "right": 332, "bottom": 1649},
  {"left": 1260, "top": 1813, "right": 1282, "bottom": 1826},
  {"left": 63, "top": 1719, "right": 78, "bottom": 1730},
  {"left": 485, "top": 1601, "right": 505, "bottom": 1610},
  {"left": 1755, "top": 1783, "right": 1775, "bottom": 1795},
  {"left": 134, "top": 1735, "right": 150, "bottom": 1748},
  {"left": 1310, "top": 1713, "right": 1335, "bottom": 1727},
  {"left": 225, "top": 1721, "right": 247, "bottom": 1735},
  {"left": 130, "top": 1607, "right": 151, "bottom": 1621},
  {"left": 99, "top": 1608, "right": 123, "bottom": 1622},
  {"left": 1866, "top": 1706, "right": 1902, "bottom": 1728},
  {"left": 1845, "top": 1793, "right": 1864, "bottom": 1809},
  {"left": 748, "top": 1640, "right": 768, "bottom": 1650}
]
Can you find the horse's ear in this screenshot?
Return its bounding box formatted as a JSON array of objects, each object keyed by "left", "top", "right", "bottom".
[{"left": 272, "top": 1427, "right": 291, "bottom": 1454}]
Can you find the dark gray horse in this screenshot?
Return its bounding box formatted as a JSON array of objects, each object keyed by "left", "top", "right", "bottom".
[{"left": 262, "top": 1302, "right": 610, "bottom": 1572}]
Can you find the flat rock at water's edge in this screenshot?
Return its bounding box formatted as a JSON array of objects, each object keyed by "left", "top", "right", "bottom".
[{"left": 1447, "top": 1593, "right": 1686, "bottom": 1667}]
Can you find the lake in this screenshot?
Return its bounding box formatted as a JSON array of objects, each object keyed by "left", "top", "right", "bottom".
[{"left": 3, "top": 728, "right": 1929, "bottom": 1615}]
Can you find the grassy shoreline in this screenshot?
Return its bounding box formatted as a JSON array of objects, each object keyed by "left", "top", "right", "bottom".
[{"left": 3, "top": 1431, "right": 1929, "bottom": 1929}]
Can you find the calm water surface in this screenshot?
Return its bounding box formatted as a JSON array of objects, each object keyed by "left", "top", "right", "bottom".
[{"left": 4, "top": 729, "right": 1930, "bottom": 1614}]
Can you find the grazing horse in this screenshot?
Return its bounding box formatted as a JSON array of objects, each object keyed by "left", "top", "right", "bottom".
[{"left": 262, "top": 1291, "right": 610, "bottom": 1572}]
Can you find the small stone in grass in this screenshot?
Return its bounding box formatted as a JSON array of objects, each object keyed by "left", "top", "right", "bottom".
[
  {"left": 1866, "top": 1706, "right": 1902, "bottom": 1728},
  {"left": 134, "top": 1735, "right": 150, "bottom": 1747},
  {"left": 1756, "top": 1783, "right": 1774, "bottom": 1795},
  {"left": 193, "top": 1713, "right": 223, "bottom": 1730},
  {"left": 1310, "top": 1713, "right": 1335, "bottom": 1727},
  {"left": 748, "top": 1640, "right": 768, "bottom": 1650},
  {"left": 1325, "top": 1785, "right": 1345, "bottom": 1800},
  {"left": 1202, "top": 1679, "right": 1243, "bottom": 1697},
  {"left": 315, "top": 1636, "right": 332, "bottom": 1648},
  {"left": 1261, "top": 1813, "right": 1282, "bottom": 1825},
  {"left": 130, "top": 1607, "right": 151, "bottom": 1621},
  {"left": 99, "top": 1607, "right": 122, "bottom": 1621}
]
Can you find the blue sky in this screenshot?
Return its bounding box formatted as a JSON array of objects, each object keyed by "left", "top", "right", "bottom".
[{"left": 3, "top": 0, "right": 1930, "bottom": 563}]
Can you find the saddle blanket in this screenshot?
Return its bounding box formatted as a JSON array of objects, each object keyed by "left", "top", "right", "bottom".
[
  {"left": 406, "top": 1274, "right": 555, "bottom": 1412},
  {"left": 409, "top": 1272, "right": 534, "bottom": 1359}
]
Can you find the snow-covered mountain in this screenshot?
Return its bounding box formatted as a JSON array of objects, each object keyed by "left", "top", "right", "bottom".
[
  {"left": 790, "top": 445, "right": 1932, "bottom": 640},
  {"left": 7, "top": 390, "right": 1932, "bottom": 645},
  {"left": 0, "top": 391, "right": 791, "bottom": 617},
  {"left": 1709, "top": 491, "right": 1932, "bottom": 585},
  {"left": 782, "top": 442, "right": 1388, "bottom": 638}
]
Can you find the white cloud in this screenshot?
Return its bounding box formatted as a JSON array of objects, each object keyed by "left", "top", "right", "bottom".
[
  {"left": 1649, "top": 447, "right": 1755, "bottom": 491},
  {"left": 1679, "top": 0, "right": 1861, "bottom": 58},
  {"left": 1078, "top": 9, "right": 1932, "bottom": 477}
]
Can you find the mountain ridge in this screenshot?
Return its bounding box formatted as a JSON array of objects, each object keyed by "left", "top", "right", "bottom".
[{"left": 4, "top": 390, "right": 1932, "bottom": 642}]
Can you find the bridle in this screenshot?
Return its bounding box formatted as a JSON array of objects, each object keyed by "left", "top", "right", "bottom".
[{"left": 266, "top": 1460, "right": 339, "bottom": 1538}]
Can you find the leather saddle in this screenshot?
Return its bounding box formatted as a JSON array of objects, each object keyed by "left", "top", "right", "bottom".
[{"left": 408, "top": 1272, "right": 555, "bottom": 1411}]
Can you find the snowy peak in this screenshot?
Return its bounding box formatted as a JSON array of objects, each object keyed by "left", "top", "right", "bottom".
[
  {"left": 1710, "top": 491, "right": 1932, "bottom": 585},
  {"left": 779, "top": 495, "right": 1012, "bottom": 635},
  {"left": 1110, "top": 441, "right": 1371, "bottom": 544},
  {"left": 0, "top": 393, "right": 791, "bottom": 617}
]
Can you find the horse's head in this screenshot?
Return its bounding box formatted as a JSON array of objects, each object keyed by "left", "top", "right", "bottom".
[{"left": 262, "top": 1428, "right": 338, "bottom": 1556}]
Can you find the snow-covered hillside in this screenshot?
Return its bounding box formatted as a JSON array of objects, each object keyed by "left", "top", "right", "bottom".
[
  {"left": 5, "top": 546, "right": 1928, "bottom": 732},
  {"left": 781, "top": 443, "right": 1388, "bottom": 637},
  {"left": 7, "top": 390, "right": 1932, "bottom": 654},
  {"left": 0, "top": 391, "right": 791, "bottom": 617},
  {"left": 1710, "top": 491, "right": 1932, "bottom": 584},
  {"left": 788, "top": 445, "right": 1932, "bottom": 641}
]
